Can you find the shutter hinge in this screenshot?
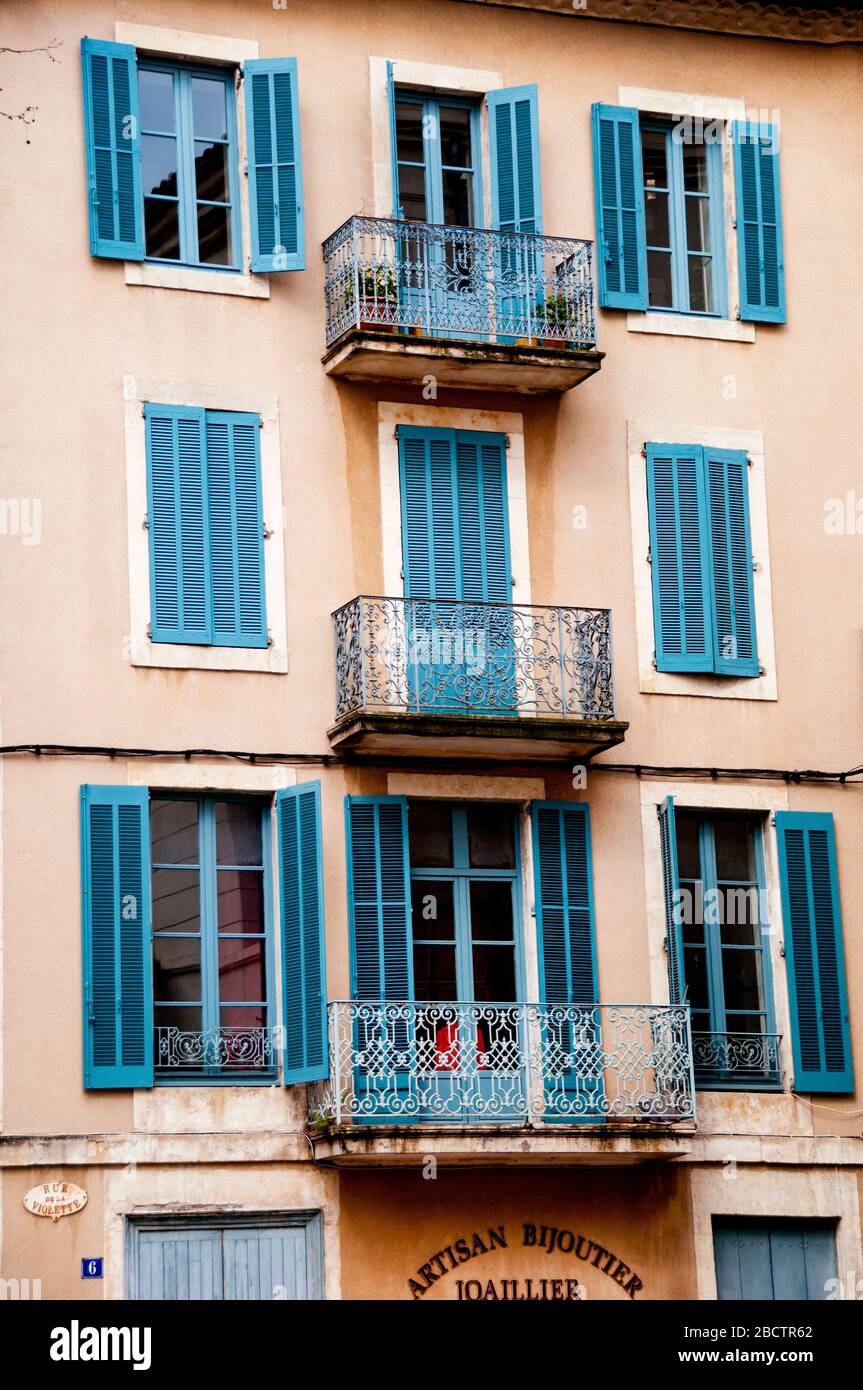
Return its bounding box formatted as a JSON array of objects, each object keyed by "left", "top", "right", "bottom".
[
  {"left": 640, "top": 446, "right": 647, "bottom": 459},
  {"left": 142, "top": 514, "right": 149, "bottom": 530},
  {"left": 746, "top": 455, "right": 753, "bottom": 467},
  {"left": 146, "top": 623, "right": 152, "bottom": 640},
  {"left": 752, "top": 560, "right": 760, "bottom": 571},
  {"left": 263, "top": 525, "right": 273, "bottom": 540},
  {"left": 646, "top": 546, "right": 652, "bottom": 565},
  {"left": 399, "top": 566, "right": 404, "bottom": 580},
  {"left": 267, "top": 631, "right": 274, "bottom": 648},
  {"left": 652, "top": 653, "right": 657, "bottom": 669},
  {"left": 758, "top": 664, "right": 766, "bottom": 676},
  {"left": 259, "top": 417, "right": 264, "bottom": 428},
  {"left": 504, "top": 434, "right": 511, "bottom": 450}
]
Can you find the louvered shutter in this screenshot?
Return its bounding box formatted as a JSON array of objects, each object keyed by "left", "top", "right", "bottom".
[
  {"left": 399, "top": 426, "right": 459, "bottom": 600},
  {"left": 80, "top": 38, "right": 144, "bottom": 260},
  {"left": 244, "top": 58, "right": 304, "bottom": 272},
  {"left": 277, "top": 784, "right": 328, "bottom": 1084},
  {"left": 81, "top": 785, "right": 153, "bottom": 1088},
  {"left": 776, "top": 812, "right": 853, "bottom": 1094},
  {"left": 145, "top": 405, "right": 211, "bottom": 645},
  {"left": 705, "top": 449, "right": 759, "bottom": 676},
  {"left": 657, "top": 796, "right": 685, "bottom": 1006},
  {"left": 646, "top": 443, "right": 713, "bottom": 672},
  {"left": 732, "top": 121, "right": 786, "bottom": 323},
  {"left": 488, "top": 85, "right": 542, "bottom": 234},
  {"left": 205, "top": 413, "right": 267, "bottom": 648},
  {"left": 591, "top": 103, "right": 647, "bottom": 310},
  {"left": 454, "top": 432, "right": 510, "bottom": 603},
  {"left": 345, "top": 797, "right": 413, "bottom": 1001}
]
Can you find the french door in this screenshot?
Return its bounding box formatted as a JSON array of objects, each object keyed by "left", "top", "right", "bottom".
[{"left": 398, "top": 425, "right": 516, "bottom": 715}]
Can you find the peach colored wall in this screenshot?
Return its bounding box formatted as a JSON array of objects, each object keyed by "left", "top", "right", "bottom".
[{"left": 1, "top": 0, "right": 861, "bottom": 1296}]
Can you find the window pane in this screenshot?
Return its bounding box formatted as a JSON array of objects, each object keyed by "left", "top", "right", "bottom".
[
  {"left": 722, "top": 948, "right": 763, "bottom": 1013},
  {"left": 413, "top": 944, "right": 457, "bottom": 1001},
  {"left": 680, "top": 879, "right": 704, "bottom": 943},
  {"left": 685, "top": 195, "right": 711, "bottom": 252},
  {"left": 218, "top": 937, "right": 266, "bottom": 1003},
  {"left": 675, "top": 814, "right": 701, "bottom": 880},
  {"left": 439, "top": 106, "right": 472, "bottom": 168},
  {"left": 472, "top": 944, "right": 517, "bottom": 1003},
  {"left": 153, "top": 935, "right": 201, "bottom": 1003},
  {"left": 645, "top": 190, "right": 670, "bottom": 248},
  {"left": 144, "top": 198, "right": 180, "bottom": 260},
  {"left": 195, "top": 141, "right": 229, "bottom": 203},
  {"left": 139, "top": 69, "right": 175, "bottom": 132},
  {"left": 641, "top": 130, "right": 668, "bottom": 188},
  {"left": 714, "top": 819, "right": 756, "bottom": 881},
  {"left": 469, "top": 881, "right": 514, "bottom": 942},
  {"left": 683, "top": 945, "right": 709, "bottom": 1011},
  {"left": 216, "top": 803, "right": 262, "bottom": 866},
  {"left": 411, "top": 880, "right": 455, "bottom": 941},
  {"left": 395, "top": 102, "right": 424, "bottom": 164},
  {"left": 718, "top": 886, "right": 760, "bottom": 946},
  {"left": 142, "top": 134, "right": 179, "bottom": 197},
  {"left": 152, "top": 868, "right": 200, "bottom": 934},
  {"left": 647, "top": 249, "right": 673, "bottom": 307},
  {"left": 408, "top": 802, "right": 453, "bottom": 867},
  {"left": 442, "top": 169, "right": 473, "bottom": 228},
  {"left": 683, "top": 140, "right": 709, "bottom": 192},
  {"left": 151, "top": 799, "right": 198, "bottom": 864},
  {"left": 197, "top": 203, "right": 231, "bottom": 265},
  {"left": 687, "top": 254, "right": 714, "bottom": 313},
  {"left": 467, "top": 804, "right": 515, "bottom": 868},
  {"left": 217, "top": 870, "right": 264, "bottom": 933},
  {"left": 154, "top": 1004, "right": 201, "bottom": 1035},
  {"left": 221, "top": 1004, "right": 266, "bottom": 1030},
  {"left": 191, "top": 76, "right": 228, "bottom": 140},
  {"left": 397, "top": 163, "right": 427, "bottom": 221}
]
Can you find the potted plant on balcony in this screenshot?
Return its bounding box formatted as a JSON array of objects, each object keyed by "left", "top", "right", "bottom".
[
  {"left": 537, "top": 293, "right": 577, "bottom": 349},
  {"left": 344, "top": 266, "right": 398, "bottom": 332}
]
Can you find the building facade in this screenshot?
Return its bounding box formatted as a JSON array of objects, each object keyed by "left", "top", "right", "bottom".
[{"left": 1, "top": 0, "right": 861, "bottom": 1302}]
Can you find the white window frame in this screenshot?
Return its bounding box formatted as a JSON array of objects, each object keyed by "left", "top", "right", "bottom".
[
  {"left": 627, "top": 420, "right": 778, "bottom": 701},
  {"left": 123, "top": 374, "right": 288, "bottom": 673},
  {"left": 618, "top": 85, "right": 755, "bottom": 343},
  {"left": 115, "top": 23, "right": 269, "bottom": 299}
]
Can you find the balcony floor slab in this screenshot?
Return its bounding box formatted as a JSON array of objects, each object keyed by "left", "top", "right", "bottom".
[
  {"left": 328, "top": 710, "right": 629, "bottom": 763},
  {"left": 322, "top": 331, "right": 604, "bottom": 394},
  {"left": 310, "top": 1125, "right": 695, "bottom": 1167}
]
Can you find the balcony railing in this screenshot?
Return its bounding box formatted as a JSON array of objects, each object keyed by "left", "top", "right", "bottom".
[
  {"left": 312, "top": 1002, "right": 695, "bottom": 1127},
  {"left": 692, "top": 1031, "right": 782, "bottom": 1089},
  {"left": 323, "top": 215, "right": 596, "bottom": 349},
  {"left": 155, "top": 1025, "right": 275, "bottom": 1075},
  {"left": 333, "top": 596, "right": 616, "bottom": 723}
]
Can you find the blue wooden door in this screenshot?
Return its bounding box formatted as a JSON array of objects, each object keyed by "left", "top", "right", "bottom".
[
  {"left": 131, "top": 1220, "right": 323, "bottom": 1299},
  {"left": 713, "top": 1221, "right": 837, "bottom": 1300},
  {"left": 399, "top": 426, "right": 514, "bottom": 715}
]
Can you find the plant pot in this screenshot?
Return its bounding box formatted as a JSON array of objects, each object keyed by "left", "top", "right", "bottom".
[
  {"left": 358, "top": 298, "right": 396, "bottom": 332},
  {"left": 409, "top": 326, "right": 425, "bottom": 337},
  {"left": 515, "top": 336, "right": 541, "bottom": 347}
]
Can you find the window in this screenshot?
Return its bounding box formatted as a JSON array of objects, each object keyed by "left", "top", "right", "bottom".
[
  {"left": 145, "top": 404, "right": 267, "bottom": 649},
  {"left": 394, "top": 94, "right": 481, "bottom": 227},
  {"left": 673, "top": 811, "right": 779, "bottom": 1089},
  {"left": 150, "top": 797, "right": 275, "bottom": 1080},
  {"left": 592, "top": 104, "right": 786, "bottom": 323},
  {"left": 139, "top": 62, "right": 240, "bottom": 269},
  {"left": 80, "top": 40, "right": 304, "bottom": 274},
  {"left": 640, "top": 121, "right": 725, "bottom": 316},
  {"left": 713, "top": 1220, "right": 837, "bottom": 1301},
  {"left": 646, "top": 442, "right": 759, "bottom": 677},
  {"left": 80, "top": 783, "right": 327, "bottom": 1090}
]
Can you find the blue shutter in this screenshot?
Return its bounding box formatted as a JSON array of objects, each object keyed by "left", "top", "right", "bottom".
[
  {"left": 454, "top": 432, "right": 511, "bottom": 603},
  {"left": 705, "top": 449, "right": 759, "bottom": 677},
  {"left": 277, "top": 785, "right": 328, "bottom": 1085},
  {"left": 776, "top": 812, "right": 853, "bottom": 1094},
  {"left": 345, "top": 796, "right": 413, "bottom": 1000},
  {"left": 81, "top": 785, "right": 153, "bottom": 1089},
  {"left": 591, "top": 104, "right": 647, "bottom": 310},
  {"left": 145, "top": 404, "right": 211, "bottom": 645},
  {"left": 646, "top": 443, "right": 713, "bottom": 673},
  {"left": 80, "top": 38, "right": 144, "bottom": 260},
  {"left": 658, "top": 796, "right": 685, "bottom": 1006},
  {"left": 531, "top": 802, "right": 598, "bottom": 1005},
  {"left": 245, "top": 58, "right": 304, "bottom": 272},
  {"left": 732, "top": 121, "right": 786, "bottom": 323},
  {"left": 399, "top": 426, "right": 459, "bottom": 601},
  {"left": 205, "top": 413, "right": 267, "bottom": 648},
  {"left": 488, "top": 85, "right": 542, "bottom": 234},
  {"left": 714, "top": 1221, "right": 837, "bottom": 1301}
]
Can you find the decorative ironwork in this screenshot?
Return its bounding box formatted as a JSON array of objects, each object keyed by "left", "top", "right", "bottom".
[
  {"left": 155, "top": 1026, "right": 274, "bottom": 1073},
  {"left": 311, "top": 1001, "right": 695, "bottom": 1126},
  {"left": 333, "top": 595, "right": 615, "bottom": 722},
  {"left": 323, "top": 215, "right": 596, "bottom": 349},
  {"left": 692, "top": 1031, "right": 782, "bottom": 1087}
]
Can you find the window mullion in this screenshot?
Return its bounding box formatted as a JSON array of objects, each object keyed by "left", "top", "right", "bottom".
[
  {"left": 455, "top": 876, "right": 473, "bottom": 1003},
  {"left": 177, "top": 71, "right": 199, "bottom": 266},
  {"left": 669, "top": 131, "right": 688, "bottom": 313},
  {"left": 199, "top": 799, "right": 220, "bottom": 1070},
  {"left": 701, "top": 820, "right": 726, "bottom": 1035}
]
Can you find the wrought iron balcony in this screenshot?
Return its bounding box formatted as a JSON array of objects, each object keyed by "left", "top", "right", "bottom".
[
  {"left": 328, "top": 595, "right": 628, "bottom": 762},
  {"left": 311, "top": 1001, "right": 695, "bottom": 1129},
  {"left": 321, "top": 215, "right": 603, "bottom": 393},
  {"left": 155, "top": 1026, "right": 276, "bottom": 1076},
  {"left": 692, "top": 1031, "right": 782, "bottom": 1090}
]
